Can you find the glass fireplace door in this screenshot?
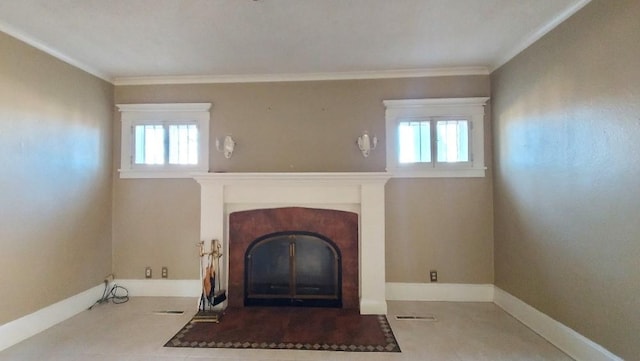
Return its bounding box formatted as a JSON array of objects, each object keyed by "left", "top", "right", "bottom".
[{"left": 245, "top": 232, "right": 341, "bottom": 307}]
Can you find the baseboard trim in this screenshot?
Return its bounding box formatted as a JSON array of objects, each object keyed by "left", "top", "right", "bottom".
[
  {"left": 115, "top": 279, "right": 201, "bottom": 297},
  {"left": 493, "top": 287, "right": 622, "bottom": 361},
  {"left": 0, "top": 283, "right": 104, "bottom": 352},
  {"left": 386, "top": 282, "right": 495, "bottom": 302},
  {"left": 359, "top": 298, "right": 388, "bottom": 315},
  {"left": 1, "top": 280, "right": 621, "bottom": 361}
]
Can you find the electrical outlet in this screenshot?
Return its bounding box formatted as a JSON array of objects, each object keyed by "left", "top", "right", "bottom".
[
  {"left": 429, "top": 270, "right": 438, "bottom": 282},
  {"left": 161, "top": 266, "right": 168, "bottom": 279},
  {"left": 145, "top": 267, "right": 152, "bottom": 278}
]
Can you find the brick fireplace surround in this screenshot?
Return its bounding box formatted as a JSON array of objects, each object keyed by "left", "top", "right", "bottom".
[
  {"left": 228, "top": 207, "right": 359, "bottom": 309},
  {"left": 193, "top": 172, "right": 390, "bottom": 315}
]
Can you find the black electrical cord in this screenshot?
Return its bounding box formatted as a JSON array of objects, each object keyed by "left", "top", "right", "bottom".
[
  {"left": 107, "top": 284, "right": 129, "bottom": 304},
  {"left": 88, "top": 281, "right": 129, "bottom": 310}
]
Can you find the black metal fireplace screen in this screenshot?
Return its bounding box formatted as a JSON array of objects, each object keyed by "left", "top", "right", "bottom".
[{"left": 244, "top": 231, "right": 342, "bottom": 307}]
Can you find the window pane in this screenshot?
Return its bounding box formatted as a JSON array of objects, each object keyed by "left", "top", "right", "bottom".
[
  {"left": 168, "top": 124, "right": 198, "bottom": 165},
  {"left": 436, "top": 120, "right": 469, "bottom": 162},
  {"left": 134, "top": 125, "right": 165, "bottom": 164},
  {"left": 398, "top": 121, "right": 431, "bottom": 163}
]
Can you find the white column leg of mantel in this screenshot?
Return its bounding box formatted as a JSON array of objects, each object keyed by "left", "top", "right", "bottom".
[
  {"left": 198, "top": 182, "right": 225, "bottom": 308},
  {"left": 359, "top": 183, "right": 387, "bottom": 315},
  {"left": 200, "top": 182, "right": 225, "bottom": 247}
]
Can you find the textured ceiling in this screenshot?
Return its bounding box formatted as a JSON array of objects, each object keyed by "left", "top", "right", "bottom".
[{"left": 0, "top": 0, "right": 590, "bottom": 83}]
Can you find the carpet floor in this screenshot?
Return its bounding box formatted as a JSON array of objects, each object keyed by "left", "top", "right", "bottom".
[{"left": 165, "top": 307, "right": 401, "bottom": 352}]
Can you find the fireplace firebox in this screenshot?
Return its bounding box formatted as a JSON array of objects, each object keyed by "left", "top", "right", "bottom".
[{"left": 244, "top": 231, "right": 342, "bottom": 307}]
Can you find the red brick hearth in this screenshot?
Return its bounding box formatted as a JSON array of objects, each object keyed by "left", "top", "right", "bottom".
[{"left": 228, "top": 207, "right": 359, "bottom": 309}]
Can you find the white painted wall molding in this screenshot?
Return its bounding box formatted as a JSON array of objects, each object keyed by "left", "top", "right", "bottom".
[
  {"left": 115, "top": 279, "right": 201, "bottom": 297},
  {"left": 0, "top": 283, "right": 104, "bottom": 352},
  {"left": 0, "top": 20, "right": 111, "bottom": 82},
  {"left": 491, "top": 0, "right": 592, "bottom": 71},
  {"left": 1, "top": 280, "right": 622, "bottom": 361},
  {"left": 113, "top": 67, "right": 490, "bottom": 86},
  {"left": 493, "top": 287, "right": 622, "bottom": 361},
  {"left": 386, "top": 282, "right": 495, "bottom": 302}
]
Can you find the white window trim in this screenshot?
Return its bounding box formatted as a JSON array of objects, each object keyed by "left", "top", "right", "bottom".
[
  {"left": 384, "top": 97, "right": 489, "bottom": 178},
  {"left": 116, "top": 103, "right": 211, "bottom": 179}
]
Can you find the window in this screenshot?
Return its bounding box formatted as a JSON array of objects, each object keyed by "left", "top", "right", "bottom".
[
  {"left": 398, "top": 120, "right": 431, "bottom": 163},
  {"left": 384, "top": 98, "right": 489, "bottom": 178},
  {"left": 117, "top": 103, "right": 211, "bottom": 178},
  {"left": 133, "top": 123, "right": 199, "bottom": 165},
  {"left": 397, "top": 118, "right": 471, "bottom": 164}
]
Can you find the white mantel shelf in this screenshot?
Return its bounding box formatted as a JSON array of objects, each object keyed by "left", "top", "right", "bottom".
[
  {"left": 193, "top": 172, "right": 391, "bottom": 315},
  {"left": 193, "top": 172, "right": 391, "bottom": 184}
]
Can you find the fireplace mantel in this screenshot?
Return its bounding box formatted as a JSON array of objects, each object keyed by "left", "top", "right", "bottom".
[
  {"left": 193, "top": 172, "right": 391, "bottom": 314},
  {"left": 192, "top": 172, "right": 390, "bottom": 185}
]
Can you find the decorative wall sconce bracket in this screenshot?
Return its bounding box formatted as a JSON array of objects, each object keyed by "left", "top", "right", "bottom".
[
  {"left": 215, "top": 135, "right": 236, "bottom": 159},
  {"left": 357, "top": 131, "right": 377, "bottom": 158}
]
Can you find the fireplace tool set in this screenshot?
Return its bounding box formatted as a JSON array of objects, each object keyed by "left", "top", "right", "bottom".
[{"left": 195, "top": 239, "right": 227, "bottom": 322}]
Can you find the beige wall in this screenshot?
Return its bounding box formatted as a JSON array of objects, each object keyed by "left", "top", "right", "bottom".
[
  {"left": 0, "top": 33, "right": 113, "bottom": 324},
  {"left": 491, "top": 0, "right": 640, "bottom": 359},
  {"left": 113, "top": 76, "right": 493, "bottom": 283}
]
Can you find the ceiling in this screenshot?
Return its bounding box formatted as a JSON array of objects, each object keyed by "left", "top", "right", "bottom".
[{"left": 0, "top": 0, "right": 590, "bottom": 84}]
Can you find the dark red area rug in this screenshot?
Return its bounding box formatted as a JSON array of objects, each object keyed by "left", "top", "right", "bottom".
[{"left": 165, "top": 307, "right": 401, "bottom": 352}]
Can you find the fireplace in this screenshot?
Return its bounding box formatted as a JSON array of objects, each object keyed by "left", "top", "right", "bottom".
[
  {"left": 244, "top": 231, "right": 342, "bottom": 307},
  {"left": 228, "top": 207, "right": 358, "bottom": 309},
  {"left": 193, "top": 172, "right": 390, "bottom": 315}
]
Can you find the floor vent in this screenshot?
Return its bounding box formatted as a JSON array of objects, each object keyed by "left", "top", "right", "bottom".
[
  {"left": 153, "top": 310, "right": 185, "bottom": 315},
  {"left": 394, "top": 315, "right": 437, "bottom": 321}
]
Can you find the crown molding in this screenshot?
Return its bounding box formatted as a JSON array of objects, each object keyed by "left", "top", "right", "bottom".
[
  {"left": 112, "top": 66, "right": 490, "bottom": 86},
  {"left": 491, "top": 0, "right": 592, "bottom": 72},
  {"left": 0, "top": 20, "right": 112, "bottom": 83}
]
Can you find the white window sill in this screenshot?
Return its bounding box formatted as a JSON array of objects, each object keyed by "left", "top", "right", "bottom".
[
  {"left": 387, "top": 167, "right": 487, "bottom": 178},
  {"left": 119, "top": 168, "right": 208, "bottom": 179}
]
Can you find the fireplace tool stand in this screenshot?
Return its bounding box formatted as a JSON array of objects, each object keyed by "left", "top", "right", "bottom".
[{"left": 195, "top": 239, "right": 227, "bottom": 323}]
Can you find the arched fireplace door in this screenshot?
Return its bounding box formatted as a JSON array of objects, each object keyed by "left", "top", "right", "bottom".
[{"left": 244, "top": 231, "right": 342, "bottom": 308}]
